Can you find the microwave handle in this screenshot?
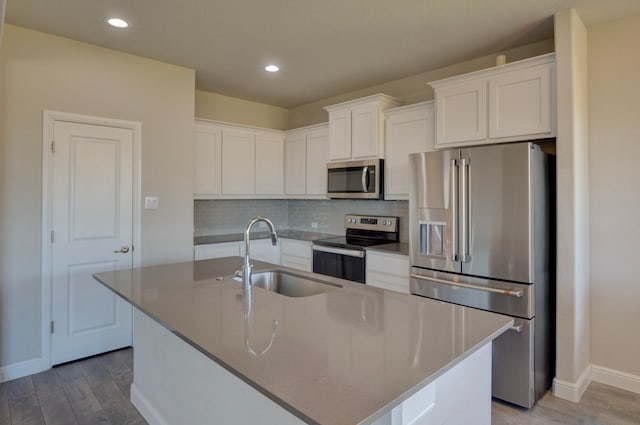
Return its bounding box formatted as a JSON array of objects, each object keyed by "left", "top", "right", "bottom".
[{"left": 361, "top": 166, "right": 369, "bottom": 192}]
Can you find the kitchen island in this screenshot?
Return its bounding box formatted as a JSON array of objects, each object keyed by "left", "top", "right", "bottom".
[{"left": 94, "top": 257, "right": 512, "bottom": 425}]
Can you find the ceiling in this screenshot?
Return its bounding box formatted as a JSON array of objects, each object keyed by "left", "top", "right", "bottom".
[{"left": 5, "top": 0, "right": 640, "bottom": 108}]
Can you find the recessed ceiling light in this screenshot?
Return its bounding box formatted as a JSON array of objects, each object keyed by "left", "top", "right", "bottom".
[
  {"left": 106, "top": 18, "right": 129, "bottom": 28},
  {"left": 265, "top": 65, "right": 279, "bottom": 73}
]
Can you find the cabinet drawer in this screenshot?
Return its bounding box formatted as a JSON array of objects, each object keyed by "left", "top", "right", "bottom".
[{"left": 194, "top": 242, "right": 240, "bottom": 260}]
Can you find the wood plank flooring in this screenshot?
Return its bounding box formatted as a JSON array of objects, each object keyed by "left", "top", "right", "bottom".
[
  {"left": 0, "top": 348, "right": 638, "bottom": 424},
  {"left": 0, "top": 349, "right": 146, "bottom": 425}
]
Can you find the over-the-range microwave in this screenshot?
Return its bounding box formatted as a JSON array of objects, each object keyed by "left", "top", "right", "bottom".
[{"left": 327, "top": 159, "right": 383, "bottom": 199}]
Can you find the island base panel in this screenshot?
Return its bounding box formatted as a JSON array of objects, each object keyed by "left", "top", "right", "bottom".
[{"left": 130, "top": 310, "right": 306, "bottom": 425}]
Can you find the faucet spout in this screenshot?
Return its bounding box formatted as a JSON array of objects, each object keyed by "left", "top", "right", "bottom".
[{"left": 243, "top": 216, "right": 278, "bottom": 292}]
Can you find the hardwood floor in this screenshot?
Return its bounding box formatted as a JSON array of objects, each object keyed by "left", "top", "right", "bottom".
[
  {"left": 0, "top": 349, "right": 146, "bottom": 425},
  {"left": 0, "top": 348, "right": 638, "bottom": 424},
  {"left": 492, "top": 382, "right": 640, "bottom": 425}
]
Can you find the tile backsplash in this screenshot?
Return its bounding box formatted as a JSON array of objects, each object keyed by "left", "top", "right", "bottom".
[{"left": 194, "top": 199, "right": 409, "bottom": 242}]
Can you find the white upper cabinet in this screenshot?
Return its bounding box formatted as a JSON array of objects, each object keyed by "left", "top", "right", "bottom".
[
  {"left": 430, "top": 53, "right": 555, "bottom": 149},
  {"left": 284, "top": 123, "right": 329, "bottom": 199},
  {"left": 221, "top": 127, "right": 255, "bottom": 195},
  {"left": 255, "top": 133, "right": 284, "bottom": 196},
  {"left": 194, "top": 122, "right": 222, "bottom": 198},
  {"left": 284, "top": 133, "right": 307, "bottom": 196},
  {"left": 194, "top": 119, "right": 285, "bottom": 199},
  {"left": 488, "top": 61, "right": 553, "bottom": 139},
  {"left": 384, "top": 101, "right": 435, "bottom": 200},
  {"left": 434, "top": 79, "right": 487, "bottom": 146},
  {"left": 325, "top": 94, "right": 401, "bottom": 161}
]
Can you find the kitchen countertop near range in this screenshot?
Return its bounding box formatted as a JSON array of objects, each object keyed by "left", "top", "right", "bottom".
[
  {"left": 194, "top": 230, "right": 339, "bottom": 245},
  {"left": 94, "top": 257, "right": 512, "bottom": 425}
]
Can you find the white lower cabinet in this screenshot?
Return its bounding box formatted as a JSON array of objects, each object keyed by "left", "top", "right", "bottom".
[
  {"left": 280, "top": 239, "right": 312, "bottom": 272},
  {"left": 240, "top": 239, "right": 281, "bottom": 265},
  {"left": 194, "top": 241, "right": 241, "bottom": 260},
  {"left": 366, "top": 251, "right": 410, "bottom": 294},
  {"left": 194, "top": 238, "right": 309, "bottom": 271}
]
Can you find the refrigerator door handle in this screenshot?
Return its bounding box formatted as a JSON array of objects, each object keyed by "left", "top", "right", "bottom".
[
  {"left": 509, "top": 324, "right": 524, "bottom": 333},
  {"left": 460, "top": 156, "right": 471, "bottom": 262},
  {"left": 450, "top": 159, "right": 459, "bottom": 261},
  {"left": 410, "top": 274, "right": 524, "bottom": 298}
]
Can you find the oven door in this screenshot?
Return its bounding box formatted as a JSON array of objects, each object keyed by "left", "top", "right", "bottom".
[{"left": 312, "top": 245, "right": 366, "bottom": 283}]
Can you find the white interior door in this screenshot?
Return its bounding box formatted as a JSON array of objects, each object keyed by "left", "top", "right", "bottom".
[{"left": 50, "top": 120, "right": 134, "bottom": 365}]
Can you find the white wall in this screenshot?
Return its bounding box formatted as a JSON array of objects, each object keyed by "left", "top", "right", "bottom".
[
  {"left": 553, "top": 9, "right": 591, "bottom": 401},
  {"left": 588, "top": 13, "right": 640, "bottom": 382},
  {"left": 0, "top": 25, "right": 195, "bottom": 368}
]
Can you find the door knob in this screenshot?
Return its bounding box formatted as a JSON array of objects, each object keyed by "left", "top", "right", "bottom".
[{"left": 114, "top": 245, "right": 130, "bottom": 254}]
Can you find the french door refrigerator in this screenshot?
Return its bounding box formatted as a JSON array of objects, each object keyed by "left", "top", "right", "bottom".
[{"left": 408, "top": 142, "right": 554, "bottom": 408}]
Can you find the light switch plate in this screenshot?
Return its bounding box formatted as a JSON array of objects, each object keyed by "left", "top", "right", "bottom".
[{"left": 145, "top": 196, "right": 159, "bottom": 210}]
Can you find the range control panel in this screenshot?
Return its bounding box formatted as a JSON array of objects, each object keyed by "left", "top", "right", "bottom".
[{"left": 344, "top": 214, "right": 399, "bottom": 232}]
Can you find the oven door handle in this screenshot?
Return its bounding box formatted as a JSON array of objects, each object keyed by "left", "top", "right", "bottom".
[
  {"left": 410, "top": 274, "right": 523, "bottom": 298},
  {"left": 312, "top": 245, "right": 365, "bottom": 258}
]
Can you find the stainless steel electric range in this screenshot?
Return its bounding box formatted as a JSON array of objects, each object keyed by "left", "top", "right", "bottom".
[{"left": 312, "top": 214, "right": 399, "bottom": 283}]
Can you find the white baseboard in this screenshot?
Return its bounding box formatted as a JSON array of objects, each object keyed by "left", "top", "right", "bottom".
[
  {"left": 131, "top": 383, "right": 170, "bottom": 425},
  {"left": 591, "top": 364, "right": 640, "bottom": 395},
  {"left": 0, "top": 357, "right": 47, "bottom": 383},
  {"left": 552, "top": 365, "right": 591, "bottom": 402}
]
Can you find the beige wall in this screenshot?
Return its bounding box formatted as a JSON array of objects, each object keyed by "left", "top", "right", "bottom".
[
  {"left": 0, "top": 25, "right": 195, "bottom": 366},
  {"left": 288, "top": 39, "right": 554, "bottom": 129},
  {"left": 588, "top": 14, "right": 640, "bottom": 378},
  {"left": 195, "top": 90, "right": 288, "bottom": 130},
  {"left": 553, "top": 9, "right": 591, "bottom": 397}
]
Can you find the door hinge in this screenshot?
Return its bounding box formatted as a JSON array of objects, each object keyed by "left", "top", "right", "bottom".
[
  {"left": 51, "top": 230, "right": 55, "bottom": 243},
  {"left": 51, "top": 141, "right": 55, "bottom": 154},
  {"left": 50, "top": 321, "right": 55, "bottom": 334}
]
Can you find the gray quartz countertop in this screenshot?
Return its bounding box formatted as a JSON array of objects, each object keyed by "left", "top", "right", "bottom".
[
  {"left": 194, "top": 230, "right": 339, "bottom": 245},
  {"left": 94, "top": 257, "right": 512, "bottom": 425},
  {"left": 365, "top": 242, "right": 409, "bottom": 256}
]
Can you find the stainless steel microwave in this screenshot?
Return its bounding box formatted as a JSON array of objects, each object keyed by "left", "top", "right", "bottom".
[{"left": 327, "top": 159, "right": 383, "bottom": 199}]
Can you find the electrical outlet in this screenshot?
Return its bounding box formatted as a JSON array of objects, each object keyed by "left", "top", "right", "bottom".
[
  {"left": 144, "top": 196, "right": 159, "bottom": 210},
  {"left": 311, "top": 222, "right": 319, "bottom": 229}
]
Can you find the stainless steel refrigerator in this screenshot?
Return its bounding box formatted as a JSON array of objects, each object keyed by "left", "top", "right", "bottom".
[{"left": 408, "top": 142, "right": 554, "bottom": 408}]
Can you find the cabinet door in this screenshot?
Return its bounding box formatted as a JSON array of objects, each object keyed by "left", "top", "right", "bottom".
[
  {"left": 351, "top": 103, "right": 380, "bottom": 159},
  {"left": 240, "top": 239, "right": 280, "bottom": 265},
  {"left": 284, "top": 133, "right": 307, "bottom": 196},
  {"left": 435, "top": 79, "right": 487, "bottom": 148},
  {"left": 221, "top": 129, "right": 255, "bottom": 195},
  {"left": 306, "top": 127, "right": 329, "bottom": 197},
  {"left": 488, "top": 63, "right": 553, "bottom": 139},
  {"left": 194, "top": 123, "right": 222, "bottom": 198},
  {"left": 328, "top": 109, "right": 351, "bottom": 161},
  {"left": 366, "top": 251, "right": 410, "bottom": 294},
  {"left": 255, "top": 133, "right": 284, "bottom": 196},
  {"left": 280, "top": 239, "right": 312, "bottom": 272},
  {"left": 385, "top": 105, "right": 434, "bottom": 200}
]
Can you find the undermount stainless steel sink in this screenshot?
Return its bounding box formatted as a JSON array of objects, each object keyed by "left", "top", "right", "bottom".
[{"left": 234, "top": 270, "right": 342, "bottom": 297}]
